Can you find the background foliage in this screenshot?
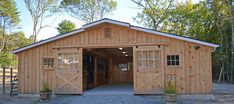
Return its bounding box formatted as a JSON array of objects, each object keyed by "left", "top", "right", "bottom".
[
  {"left": 59, "top": 0, "right": 117, "bottom": 23},
  {"left": 56, "top": 20, "right": 76, "bottom": 34},
  {"left": 132, "top": 0, "right": 234, "bottom": 81},
  {"left": 0, "top": 0, "right": 32, "bottom": 66}
]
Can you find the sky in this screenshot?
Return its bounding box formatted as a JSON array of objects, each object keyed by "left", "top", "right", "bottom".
[{"left": 14, "top": 0, "right": 202, "bottom": 40}]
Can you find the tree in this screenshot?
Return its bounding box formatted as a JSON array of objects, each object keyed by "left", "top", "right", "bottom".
[
  {"left": 24, "top": 0, "right": 58, "bottom": 43},
  {"left": 60, "top": 0, "right": 117, "bottom": 23},
  {"left": 223, "top": 0, "right": 234, "bottom": 81},
  {"left": 205, "top": 0, "right": 234, "bottom": 82},
  {"left": 56, "top": 20, "right": 76, "bottom": 34},
  {"left": 132, "top": 0, "right": 234, "bottom": 81},
  {"left": 0, "top": 31, "right": 33, "bottom": 66},
  {"left": 166, "top": 1, "right": 232, "bottom": 81},
  {"left": 8, "top": 31, "right": 33, "bottom": 49},
  {"left": 168, "top": 2, "right": 229, "bottom": 81},
  {"left": 131, "top": 0, "right": 175, "bottom": 30},
  {"left": 0, "top": 0, "right": 20, "bottom": 51}
]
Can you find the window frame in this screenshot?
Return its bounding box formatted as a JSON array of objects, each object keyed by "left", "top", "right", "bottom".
[
  {"left": 166, "top": 54, "right": 181, "bottom": 67},
  {"left": 104, "top": 28, "right": 111, "bottom": 38},
  {"left": 134, "top": 46, "right": 163, "bottom": 73},
  {"left": 136, "top": 50, "right": 161, "bottom": 72},
  {"left": 57, "top": 52, "right": 79, "bottom": 70},
  {"left": 42, "top": 56, "right": 54, "bottom": 70}
]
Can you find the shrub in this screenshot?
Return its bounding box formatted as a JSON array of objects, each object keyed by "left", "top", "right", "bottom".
[
  {"left": 40, "top": 82, "right": 52, "bottom": 93},
  {"left": 164, "top": 85, "right": 176, "bottom": 94}
]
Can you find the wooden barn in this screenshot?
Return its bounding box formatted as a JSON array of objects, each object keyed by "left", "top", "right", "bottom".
[{"left": 12, "top": 18, "right": 219, "bottom": 95}]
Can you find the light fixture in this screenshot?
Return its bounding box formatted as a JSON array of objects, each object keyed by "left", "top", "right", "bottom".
[
  {"left": 123, "top": 51, "right": 126, "bottom": 54},
  {"left": 119, "top": 48, "right": 123, "bottom": 50},
  {"left": 194, "top": 46, "right": 201, "bottom": 50},
  {"left": 125, "top": 54, "right": 128, "bottom": 56}
]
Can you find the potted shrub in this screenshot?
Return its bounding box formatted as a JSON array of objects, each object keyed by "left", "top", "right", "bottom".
[
  {"left": 164, "top": 85, "right": 177, "bottom": 102},
  {"left": 40, "top": 82, "right": 52, "bottom": 101}
]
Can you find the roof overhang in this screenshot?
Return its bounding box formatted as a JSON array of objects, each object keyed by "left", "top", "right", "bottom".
[
  {"left": 12, "top": 18, "right": 219, "bottom": 54},
  {"left": 12, "top": 28, "right": 85, "bottom": 54}
]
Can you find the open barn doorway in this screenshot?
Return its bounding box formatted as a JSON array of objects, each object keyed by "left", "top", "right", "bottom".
[{"left": 82, "top": 47, "right": 133, "bottom": 95}]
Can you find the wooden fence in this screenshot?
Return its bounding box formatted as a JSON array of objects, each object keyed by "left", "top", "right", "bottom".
[{"left": 0, "top": 66, "right": 17, "bottom": 94}]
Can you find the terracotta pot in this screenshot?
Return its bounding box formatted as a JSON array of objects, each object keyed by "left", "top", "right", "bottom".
[
  {"left": 40, "top": 92, "right": 51, "bottom": 101},
  {"left": 165, "top": 94, "right": 177, "bottom": 102}
]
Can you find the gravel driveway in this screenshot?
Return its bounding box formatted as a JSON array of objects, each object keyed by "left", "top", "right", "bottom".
[{"left": 0, "top": 83, "right": 234, "bottom": 104}]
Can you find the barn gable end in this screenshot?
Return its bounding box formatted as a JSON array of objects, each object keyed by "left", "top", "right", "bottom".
[{"left": 12, "top": 18, "right": 218, "bottom": 54}]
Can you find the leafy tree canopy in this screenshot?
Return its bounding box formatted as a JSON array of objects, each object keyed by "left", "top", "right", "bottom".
[
  {"left": 132, "top": 0, "right": 234, "bottom": 81},
  {"left": 0, "top": 0, "right": 20, "bottom": 51},
  {"left": 0, "top": 31, "right": 32, "bottom": 66},
  {"left": 60, "top": 0, "right": 117, "bottom": 23},
  {"left": 57, "top": 20, "right": 76, "bottom": 34},
  {"left": 132, "top": 0, "right": 175, "bottom": 30},
  {"left": 0, "top": 0, "right": 20, "bottom": 25}
]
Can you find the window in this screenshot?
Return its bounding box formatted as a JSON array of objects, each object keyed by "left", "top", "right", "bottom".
[
  {"left": 136, "top": 51, "right": 160, "bottom": 69},
  {"left": 167, "top": 55, "right": 180, "bottom": 66},
  {"left": 104, "top": 28, "right": 111, "bottom": 38},
  {"left": 119, "top": 64, "right": 128, "bottom": 71},
  {"left": 43, "top": 58, "right": 54, "bottom": 69},
  {"left": 119, "top": 62, "right": 133, "bottom": 71},
  {"left": 58, "top": 53, "right": 79, "bottom": 70}
]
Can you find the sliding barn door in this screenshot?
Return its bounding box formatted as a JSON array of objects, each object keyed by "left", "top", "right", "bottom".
[
  {"left": 54, "top": 48, "right": 83, "bottom": 94},
  {"left": 133, "top": 46, "right": 164, "bottom": 94}
]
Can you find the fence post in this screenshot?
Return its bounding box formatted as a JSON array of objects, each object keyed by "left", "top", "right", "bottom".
[
  {"left": 10, "top": 67, "right": 13, "bottom": 94},
  {"left": 2, "top": 66, "right": 5, "bottom": 94}
]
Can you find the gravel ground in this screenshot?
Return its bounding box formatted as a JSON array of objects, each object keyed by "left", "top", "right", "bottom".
[
  {"left": 0, "top": 83, "right": 234, "bottom": 104},
  {"left": 41, "top": 95, "right": 164, "bottom": 104},
  {"left": 0, "top": 95, "right": 39, "bottom": 104},
  {"left": 212, "top": 83, "right": 234, "bottom": 104}
]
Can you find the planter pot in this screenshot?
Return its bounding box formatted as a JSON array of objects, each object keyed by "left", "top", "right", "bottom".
[
  {"left": 165, "top": 94, "right": 177, "bottom": 102},
  {"left": 40, "top": 92, "right": 52, "bottom": 101}
]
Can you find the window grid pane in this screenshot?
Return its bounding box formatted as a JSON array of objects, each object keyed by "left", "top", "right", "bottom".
[
  {"left": 43, "top": 58, "right": 54, "bottom": 68},
  {"left": 136, "top": 50, "right": 160, "bottom": 70},
  {"left": 167, "top": 55, "right": 180, "bottom": 66},
  {"left": 58, "top": 53, "right": 79, "bottom": 70}
]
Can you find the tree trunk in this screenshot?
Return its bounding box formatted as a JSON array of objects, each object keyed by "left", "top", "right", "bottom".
[
  {"left": 0, "top": 20, "right": 6, "bottom": 51},
  {"left": 218, "top": 64, "right": 224, "bottom": 82},
  {"left": 217, "top": 23, "right": 225, "bottom": 82},
  {"left": 231, "top": 25, "right": 234, "bottom": 82},
  {"left": 33, "top": 23, "right": 37, "bottom": 43}
]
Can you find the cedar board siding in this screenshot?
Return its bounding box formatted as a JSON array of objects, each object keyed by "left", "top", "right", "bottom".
[{"left": 16, "top": 23, "right": 213, "bottom": 94}]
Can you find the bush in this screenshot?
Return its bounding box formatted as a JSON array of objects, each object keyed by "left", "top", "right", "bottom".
[{"left": 40, "top": 82, "right": 52, "bottom": 93}]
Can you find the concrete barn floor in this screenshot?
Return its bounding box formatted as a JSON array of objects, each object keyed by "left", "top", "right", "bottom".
[
  {"left": 84, "top": 82, "right": 133, "bottom": 95},
  {"left": 0, "top": 82, "right": 234, "bottom": 104}
]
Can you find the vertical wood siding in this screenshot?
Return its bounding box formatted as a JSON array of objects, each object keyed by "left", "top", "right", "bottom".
[{"left": 16, "top": 23, "right": 213, "bottom": 94}]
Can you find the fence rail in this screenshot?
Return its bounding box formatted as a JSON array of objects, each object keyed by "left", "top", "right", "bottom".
[{"left": 0, "top": 66, "right": 17, "bottom": 94}]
